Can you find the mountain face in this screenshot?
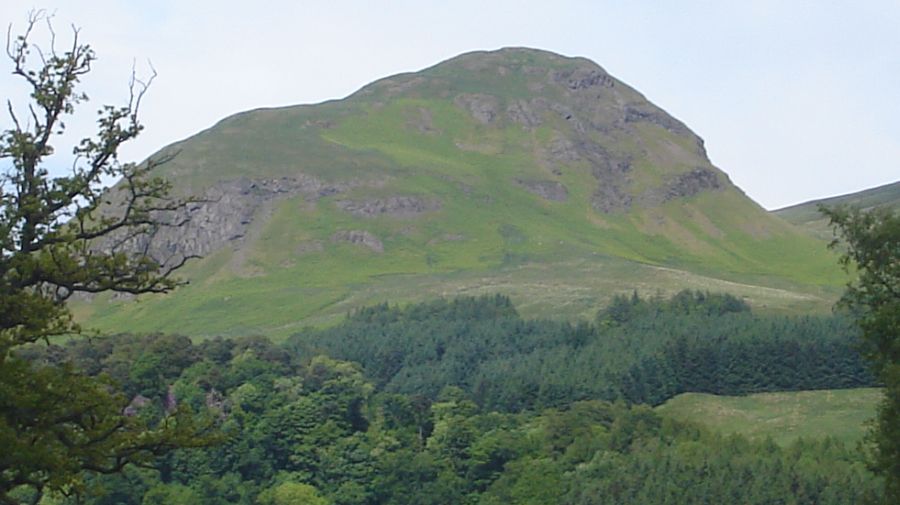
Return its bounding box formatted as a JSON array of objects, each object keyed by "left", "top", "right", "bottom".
[
  {"left": 774, "top": 180, "right": 900, "bottom": 241},
  {"left": 78, "top": 48, "right": 844, "bottom": 337}
]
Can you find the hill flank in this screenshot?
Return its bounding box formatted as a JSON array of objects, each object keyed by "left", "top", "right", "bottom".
[
  {"left": 774, "top": 180, "right": 900, "bottom": 241},
  {"left": 78, "top": 48, "right": 844, "bottom": 337}
]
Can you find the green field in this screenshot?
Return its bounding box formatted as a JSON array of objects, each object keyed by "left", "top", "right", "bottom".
[{"left": 656, "top": 388, "right": 881, "bottom": 445}]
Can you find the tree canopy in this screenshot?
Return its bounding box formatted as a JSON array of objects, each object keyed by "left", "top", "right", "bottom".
[{"left": 27, "top": 326, "right": 879, "bottom": 505}]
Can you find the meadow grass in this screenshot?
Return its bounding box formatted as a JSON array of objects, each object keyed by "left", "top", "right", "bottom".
[{"left": 656, "top": 388, "right": 881, "bottom": 445}]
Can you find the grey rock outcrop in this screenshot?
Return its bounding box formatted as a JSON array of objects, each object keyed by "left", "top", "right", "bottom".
[
  {"left": 335, "top": 196, "right": 441, "bottom": 218},
  {"left": 664, "top": 167, "right": 721, "bottom": 199},
  {"left": 98, "top": 174, "right": 344, "bottom": 263},
  {"left": 507, "top": 99, "right": 544, "bottom": 128},
  {"left": 454, "top": 93, "right": 500, "bottom": 124},
  {"left": 554, "top": 67, "right": 615, "bottom": 90},
  {"left": 623, "top": 103, "right": 691, "bottom": 135},
  {"left": 516, "top": 179, "right": 569, "bottom": 201},
  {"left": 637, "top": 168, "right": 722, "bottom": 207},
  {"left": 592, "top": 184, "right": 634, "bottom": 214},
  {"left": 331, "top": 230, "right": 384, "bottom": 253},
  {"left": 161, "top": 176, "right": 342, "bottom": 256}
]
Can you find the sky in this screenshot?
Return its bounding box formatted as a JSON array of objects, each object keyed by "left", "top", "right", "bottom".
[{"left": 0, "top": 1, "right": 897, "bottom": 210}]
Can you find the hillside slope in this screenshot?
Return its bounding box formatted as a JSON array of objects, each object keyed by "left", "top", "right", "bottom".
[
  {"left": 774, "top": 180, "right": 900, "bottom": 241},
  {"left": 77, "top": 48, "right": 843, "bottom": 338}
]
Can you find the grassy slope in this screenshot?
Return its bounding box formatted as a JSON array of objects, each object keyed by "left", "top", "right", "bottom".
[
  {"left": 774, "top": 180, "right": 900, "bottom": 241},
  {"left": 656, "top": 388, "right": 881, "bottom": 445},
  {"left": 76, "top": 50, "right": 846, "bottom": 339}
]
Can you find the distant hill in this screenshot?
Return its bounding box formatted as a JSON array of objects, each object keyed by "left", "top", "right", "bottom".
[
  {"left": 78, "top": 48, "right": 844, "bottom": 338},
  {"left": 774, "top": 180, "right": 900, "bottom": 241}
]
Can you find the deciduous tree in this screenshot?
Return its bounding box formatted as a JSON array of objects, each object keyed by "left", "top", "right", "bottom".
[
  {"left": 824, "top": 204, "right": 900, "bottom": 503},
  {"left": 0, "top": 11, "right": 211, "bottom": 504}
]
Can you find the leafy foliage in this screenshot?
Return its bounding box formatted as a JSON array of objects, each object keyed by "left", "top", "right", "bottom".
[
  {"left": 825, "top": 205, "right": 900, "bottom": 503},
  {"left": 0, "top": 12, "right": 211, "bottom": 503}
]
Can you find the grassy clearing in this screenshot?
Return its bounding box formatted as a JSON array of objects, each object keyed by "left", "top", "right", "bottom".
[{"left": 656, "top": 388, "right": 881, "bottom": 445}]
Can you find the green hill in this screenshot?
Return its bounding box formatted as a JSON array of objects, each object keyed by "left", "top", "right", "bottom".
[
  {"left": 657, "top": 388, "right": 881, "bottom": 445},
  {"left": 774, "top": 180, "right": 900, "bottom": 241},
  {"left": 77, "top": 48, "right": 844, "bottom": 338}
]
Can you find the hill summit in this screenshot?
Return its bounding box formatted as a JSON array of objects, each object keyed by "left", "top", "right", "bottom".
[{"left": 81, "top": 48, "right": 843, "bottom": 337}]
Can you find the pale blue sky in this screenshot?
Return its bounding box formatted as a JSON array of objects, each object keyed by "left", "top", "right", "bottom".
[{"left": 1, "top": 1, "right": 897, "bottom": 209}]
